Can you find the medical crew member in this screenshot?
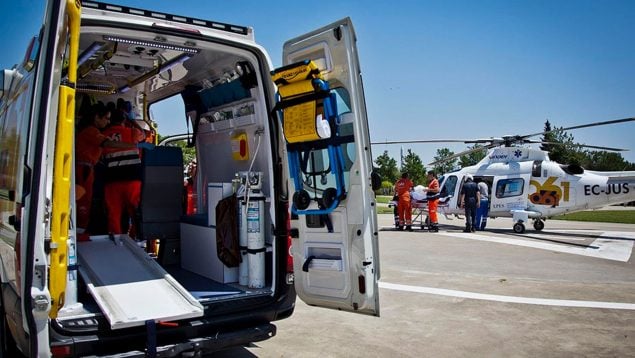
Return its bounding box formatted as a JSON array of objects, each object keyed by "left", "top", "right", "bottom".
[
  {"left": 426, "top": 171, "right": 440, "bottom": 232},
  {"left": 394, "top": 172, "right": 414, "bottom": 231},
  {"left": 75, "top": 103, "right": 139, "bottom": 240},
  {"left": 459, "top": 174, "right": 480, "bottom": 232},
  {"left": 476, "top": 179, "right": 489, "bottom": 230},
  {"left": 101, "top": 110, "right": 152, "bottom": 237}
]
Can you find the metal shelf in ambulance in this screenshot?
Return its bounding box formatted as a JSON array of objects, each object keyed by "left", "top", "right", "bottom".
[{"left": 0, "top": 1, "right": 379, "bottom": 357}]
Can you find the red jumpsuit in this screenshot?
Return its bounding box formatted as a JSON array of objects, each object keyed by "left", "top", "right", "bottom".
[
  {"left": 427, "top": 178, "right": 440, "bottom": 226},
  {"left": 394, "top": 177, "right": 414, "bottom": 227},
  {"left": 101, "top": 124, "right": 144, "bottom": 236},
  {"left": 75, "top": 126, "right": 108, "bottom": 234}
]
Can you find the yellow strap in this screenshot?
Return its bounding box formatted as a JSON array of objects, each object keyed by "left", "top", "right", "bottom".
[
  {"left": 278, "top": 80, "right": 315, "bottom": 99},
  {"left": 271, "top": 60, "right": 320, "bottom": 84}
]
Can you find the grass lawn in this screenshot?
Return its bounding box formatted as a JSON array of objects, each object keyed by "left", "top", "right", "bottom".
[
  {"left": 376, "top": 195, "right": 392, "bottom": 204},
  {"left": 551, "top": 210, "right": 635, "bottom": 224}
]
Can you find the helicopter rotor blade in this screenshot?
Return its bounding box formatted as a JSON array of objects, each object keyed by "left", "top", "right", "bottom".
[
  {"left": 427, "top": 144, "right": 493, "bottom": 167},
  {"left": 370, "top": 139, "right": 474, "bottom": 145},
  {"left": 540, "top": 141, "right": 629, "bottom": 152},
  {"left": 522, "top": 117, "right": 635, "bottom": 139}
]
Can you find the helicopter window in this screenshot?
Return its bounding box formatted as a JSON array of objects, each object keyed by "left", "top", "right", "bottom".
[
  {"left": 495, "top": 178, "right": 524, "bottom": 198},
  {"left": 441, "top": 175, "right": 458, "bottom": 197},
  {"left": 532, "top": 161, "right": 542, "bottom": 177}
]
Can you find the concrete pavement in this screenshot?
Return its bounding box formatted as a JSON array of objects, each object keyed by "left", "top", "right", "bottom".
[{"left": 217, "top": 214, "right": 635, "bottom": 357}]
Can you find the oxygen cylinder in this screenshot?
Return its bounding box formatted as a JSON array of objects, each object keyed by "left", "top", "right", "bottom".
[
  {"left": 238, "top": 198, "right": 249, "bottom": 286},
  {"left": 246, "top": 192, "right": 266, "bottom": 289}
]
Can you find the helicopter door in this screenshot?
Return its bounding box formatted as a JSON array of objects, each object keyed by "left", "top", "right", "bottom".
[
  {"left": 282, "top": 18, "right": 380, "bottom": 316},
  {"left": 491, "top": 174, "right": 530, "bottom": 215}
]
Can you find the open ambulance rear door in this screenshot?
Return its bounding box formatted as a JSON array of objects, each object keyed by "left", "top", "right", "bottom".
[{"left": 281, "top": 18, "right": 380, "bottom": 316}]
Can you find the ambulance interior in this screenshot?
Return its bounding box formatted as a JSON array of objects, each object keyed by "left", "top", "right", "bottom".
[{"left": 65, "top": 26, "right": 282, "bottom": 325}]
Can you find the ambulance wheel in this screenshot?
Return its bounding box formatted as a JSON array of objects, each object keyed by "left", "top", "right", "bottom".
[
  {"left": 533, "top": 220, "right": 544, "bottom": 231},
  {"left": 293, "top": 190, "right": 311, "bottom": 210},
  {"left": 513, "top": 223, "right": 525, "bottom": 234}
]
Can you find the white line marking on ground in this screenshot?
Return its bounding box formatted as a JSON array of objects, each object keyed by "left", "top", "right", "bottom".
[
  {"left": 379, "top": 282, "right": 635, "bottom": 310},
  {"left": 436, "top": 231, "right": 634, "bottom": 262}
]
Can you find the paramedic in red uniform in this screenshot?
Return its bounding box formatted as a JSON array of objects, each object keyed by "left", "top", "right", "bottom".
[
  {"left": 75, "top": 103, "right": 141, "bottom": 240},
  {"left": 101, "top": 110, "right": 153, "bottom": 237},
  {"left": 394, "top": 172, "right": 414, "bottom": 231},
  {"left": 426, "top": 171, "right": 440, "bottom": 232}
]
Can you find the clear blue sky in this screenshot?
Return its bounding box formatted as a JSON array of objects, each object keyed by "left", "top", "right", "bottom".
[{"left": 2, "top": 0, "right": 634, "bottom": 165}]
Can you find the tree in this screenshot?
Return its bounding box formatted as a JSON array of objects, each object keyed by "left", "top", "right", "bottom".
[
  {"left": 401, "top": 149, "right": 426, "bottom": 185},
  {"left": 432, "top": 147, "right": 457, "bottom": 175},
  {"left": 458, "top": 144, "right": 487, "bottom": 167},
  {"left": 157, "top": 134, "right": 197, "bottom": 164},
  {"left": 374, "top": 150, "right": 399, "bottom": 183},
  {"left": 540, "top": 119, "right": 556, "bottom": 153},
  {"left": 538, "top": 121, "right": 585, "bottom": 165},
  {"left": 584, "top": 151, "right": 635, "bottom": 171},
  {"left": 538, "top": 120, "right": 635, "bottom": 169}
]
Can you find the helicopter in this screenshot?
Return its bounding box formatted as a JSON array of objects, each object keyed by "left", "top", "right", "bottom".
[{"left": 373, "top": 117, "right": 635, "bottom": 233}]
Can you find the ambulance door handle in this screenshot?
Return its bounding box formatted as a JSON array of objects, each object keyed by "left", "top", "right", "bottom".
[{"left": 302, "top": 255, "right": 316, "bottom": 272}]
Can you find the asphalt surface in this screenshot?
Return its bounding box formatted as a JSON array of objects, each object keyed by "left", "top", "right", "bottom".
[{"left": 216, "top": 213, "right": 635, "bottom": 357}]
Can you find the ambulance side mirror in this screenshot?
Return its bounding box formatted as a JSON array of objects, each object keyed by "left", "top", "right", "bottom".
[{"left": 371, "top": 170, "right": 381, "bottom": 191}]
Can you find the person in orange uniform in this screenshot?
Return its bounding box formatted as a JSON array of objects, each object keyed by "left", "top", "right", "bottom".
[
  {"left": 426, "top": 171, "right": 440, "bottom": 232},
  {"left": 101, "top": 110, "right": 153, "bottom": 237},
  {"left": 184, "top": 160, "right": 198, "bottom": 215},
  {"left": 75, "top": 103, "right": 140, "bottom": 240},
  {"left": 394, "top": 172, "right": 414, "bottom": 231}
]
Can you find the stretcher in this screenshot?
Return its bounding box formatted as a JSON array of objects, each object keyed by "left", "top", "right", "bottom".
[{"left": 388, "top": 194, "right": 455, "bottom": 230}]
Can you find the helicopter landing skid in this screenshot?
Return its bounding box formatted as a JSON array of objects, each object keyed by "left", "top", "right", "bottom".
[{"left": 511, "top": 209, "right": 543, "bottom": 233}]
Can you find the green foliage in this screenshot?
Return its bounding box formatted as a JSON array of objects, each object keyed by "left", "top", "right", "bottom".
[
  {"left": 377, "top": 180, "right": 394, "bottom": 195},
  {"left": 459, "top": 144, "right": 487, "bottom": 168},
  {"left": 401, "top": 149, "right": 426, "bottom": 185},
  {"left": 157, "top": 133, "right": 196, "bottom": 164},
  {"left": 552, "top": 210, "right": 635, "bottom": 224},
  {"left": 374, "top": 150, "right": 399, "bottom": 183},
  {"left": 583, "top": 151, "right": 635, "bottom": 171},
  {"left": 539, "top": 120, "right": 635, "bottom": 170},
  {"left": 375, "top": 195, "right": 392, "bottom": 204},
  {"left": 432, "top": 147, "right": 456, "bottom": 175}
]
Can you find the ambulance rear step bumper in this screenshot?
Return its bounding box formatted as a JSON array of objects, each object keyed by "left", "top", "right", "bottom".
[{"left": 52, "top": 322, "right": 276, "bottom": 357}]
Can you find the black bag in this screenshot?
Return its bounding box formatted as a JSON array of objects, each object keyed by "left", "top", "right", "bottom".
[{"left": 215, "top": 194, "right": 240, "bottom": 267}]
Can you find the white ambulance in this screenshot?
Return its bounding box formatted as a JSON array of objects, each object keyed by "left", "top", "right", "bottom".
[{"left": 0, "top": 0, "right": 379, "bottom": 356}]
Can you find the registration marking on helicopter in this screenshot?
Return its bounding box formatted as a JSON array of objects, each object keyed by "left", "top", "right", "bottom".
[{"left": 437, "top": 231, "right": 634, "bottom": 262}]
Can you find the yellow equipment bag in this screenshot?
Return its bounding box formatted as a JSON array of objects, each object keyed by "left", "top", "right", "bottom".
[{"left": 271, "top": 60, "right": 331, "bottom": 144}]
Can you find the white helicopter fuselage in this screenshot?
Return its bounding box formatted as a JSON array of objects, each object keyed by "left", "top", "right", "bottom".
[{"left": 437, "top": 147, "right": 635, "bottom": 231}]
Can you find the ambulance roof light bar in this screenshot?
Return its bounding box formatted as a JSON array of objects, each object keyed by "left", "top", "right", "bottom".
[{"left": 83, "top": 1, "right": 250, "bottom": 36}]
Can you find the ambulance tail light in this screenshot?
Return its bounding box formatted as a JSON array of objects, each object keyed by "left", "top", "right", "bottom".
[{"left": 51, "top": 344, "right": 72, "bottom": 357}]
